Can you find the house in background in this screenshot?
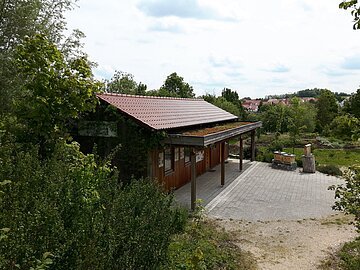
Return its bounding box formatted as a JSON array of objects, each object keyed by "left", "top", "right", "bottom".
[{"left": 76, "top": 93, "right": 262, "bottom": 209}]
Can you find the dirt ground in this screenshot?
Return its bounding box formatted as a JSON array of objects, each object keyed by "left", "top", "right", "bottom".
[{"left": 213, "top": 213, "right": 357, "bottom": 270}]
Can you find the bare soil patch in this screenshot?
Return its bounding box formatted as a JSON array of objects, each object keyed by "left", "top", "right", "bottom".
[{"left": 213, "top": 213, "right": 357, "bottom": 270}]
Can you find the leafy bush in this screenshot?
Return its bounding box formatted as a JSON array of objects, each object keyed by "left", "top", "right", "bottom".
[
  {"left": 0, "top": 139, "right": 186, "bottom": 270},
  {"left": 338, "top": 238, "right": 360, "bottom": 270},
  {"left": 329, "top": 114, "right": 360, "bottom": 141},
  {"left": 243, "top": 146, "right": 258, "bottom": 160},
  {"left": 108, "top": 180, "right": 187, "bottom": 269},
  {"left": 330, "top": 166, "right": 360, "bottom": 233},
  {"left": 256, "top": 150, "right": 273, "bottom": 163},
  {"left": 163, "top": 203, "right": 257, "bottom": 270},
  {"left": 267, "top": 139, "right": 285, "bottom": 152},
  {"left": 296, "top": 158, "right": 303, "bottom": 168},
  {"left": 317, "top": 164, "right": 343, "bottom": 176}
]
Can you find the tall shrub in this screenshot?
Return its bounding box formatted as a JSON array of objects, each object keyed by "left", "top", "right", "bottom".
[
  {"left": 330, "top": 165, "right": 360, "bottom": 232},
  {"left": 0, "top": 139, "right": 186, "bottom": 270}
]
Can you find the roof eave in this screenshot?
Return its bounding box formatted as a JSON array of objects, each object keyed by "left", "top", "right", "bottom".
[{"left": 165, "top": 121, "right": 262, "bottom": 147}]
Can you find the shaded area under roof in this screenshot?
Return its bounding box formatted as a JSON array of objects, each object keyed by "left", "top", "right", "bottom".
[
  {"left": 165, "top": 121, "right": 262, "bottom": 147},
  {"left": 97, "top": 93, "right": 237, "bottom": 130}
]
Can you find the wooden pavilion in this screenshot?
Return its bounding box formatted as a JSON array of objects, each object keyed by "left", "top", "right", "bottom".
[{"left": 78, "top": 93, "right": 262, "bottom": 210}]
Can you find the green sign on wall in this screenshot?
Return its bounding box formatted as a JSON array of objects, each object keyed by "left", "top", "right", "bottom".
[{"left": 78, "top": 121, "right": 117, "bottom": 137}]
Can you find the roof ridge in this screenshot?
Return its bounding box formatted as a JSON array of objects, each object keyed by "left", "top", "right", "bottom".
[{"left": 97, "top": 92, "right": 204, "bottom": 101}]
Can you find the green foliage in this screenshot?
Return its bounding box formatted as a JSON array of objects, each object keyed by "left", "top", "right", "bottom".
[
  {"left": 256, "top": 149, "right": 274, "bottom": 163},
  {"left": 259, "top": 103, "right": 290, "bottom": 133},
  {"left": 14, "top": 34, "right": 101, "bottom": 149},
  {"left": 0, "top": 138, "right": 186, "bottom": 270},
  {"left": 287, "top": 97, "right": 316, "bottom": 151},
  {"left": 316, "top": 89, "right": 339, "bottom": 133},
  {"left": 108, "top": 179, "right": 188, "bottom": 270},
  {"left": 329, "top": 114, "right": 360, "bottom": 141},
  {"left": 339, "top": 0, "right": 360, "bottom": 29},
  {"left": 284, "top": 147, "right": 360, "bottom": 167},
  {"left": 0, "top": 0, "right": 76, "bottom": 52},
  {"left": 0, "top": 0, "right": 78, "bottom": 116},
  {"left": 163, "top": 204, "right": 256, "bottom": 270},
  {"left": 317, "top": 164, "right": 343, "bottom": 176},
  {"left": 159, "top": 72, "right": 195, "bottom": 98},
  {"left": 213, "top": 97, "right": 240, "bottom": 116},
  {"left": 338, "top": 238, "right": 360, "bottom": 269},
  {"left": 222, "top": 88, "right": 240, "bottom": 104},
  {"left": 221, "top": 88, "right": 247, "bottom": 119},
  {"left": 202, "top": 94, "right": 240, "bottom": 117},
  {"left": 343, "top": 88, "right": 360, "bottom": 119},
  {"left": 105, "top": 70, "right": 147, "bottom": 95},
  {"left": 330, "top": 166, "right": 360, "bottom": 232},
  {"left": 0, "top": 140, "right": 113, "bottom": 269},
  {"left": 296, "top": 88, "right": 322, "bottom": 98},
  {"left": 147, "top": 87, "right": 179, "bottom": 97}
]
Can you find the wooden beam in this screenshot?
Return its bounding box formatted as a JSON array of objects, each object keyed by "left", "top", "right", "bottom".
[
  {"left": 239, "top": 136, "right": 243, "bottom": 171},
  {"left": 220, "top": 141, "right": 225, "bottom": 186},
  {"left": 190, "top": 148, "right": 196, "bottom": 211},
  {"left": 251, "top": 130, "right": 256, "bottom": 162}
]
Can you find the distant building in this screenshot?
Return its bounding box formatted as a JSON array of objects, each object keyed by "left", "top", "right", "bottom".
[
  {"left": 242, "top": 99, "right": 262, "bottom": 112},
  {"left": 242, "top": 97, "right": 318, "bottom": 112}
]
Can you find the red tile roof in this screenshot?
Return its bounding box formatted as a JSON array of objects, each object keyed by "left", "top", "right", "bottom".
[{"left": 97, "top": 93, "right": 237, "bottom": 130}]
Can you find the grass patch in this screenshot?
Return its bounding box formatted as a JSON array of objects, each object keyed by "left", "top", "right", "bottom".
[
  {"left": 283, "top": 148, "right": 360, "bottom": 167},
  {"left": 320, "top": 215, "right": 353, "bottom": 226},
  {"left": 338, "top": 238, "right": 360, "bottom": 270},
  {"left": 163, "top": 218, "right": 258, "bottom": 270},
  {"left": 319, "top": 238, "right": 360, "bottom": 270}
]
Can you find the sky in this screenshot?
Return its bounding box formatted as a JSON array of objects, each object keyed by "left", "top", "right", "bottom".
[{"left": 65, "top": 0, "right": 360, "bottom": 98}]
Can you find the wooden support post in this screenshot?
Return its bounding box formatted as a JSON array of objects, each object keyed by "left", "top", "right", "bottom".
[
  {"left": 239, "top": 136, "right": 243, "bottom": 171},
  {"left": 190, "top": 148, "right": 197, "bottom": 211},
  {"left": 251, "top": 130, "right": 256, "bottom": 162},
  {"left": 147, "top": 151, "right": 153, "bottom": 179},
  {"left": 220, "top": 141, "right": 225, "bottom": 186}
]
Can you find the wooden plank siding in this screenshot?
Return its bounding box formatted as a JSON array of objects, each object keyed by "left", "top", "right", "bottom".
[{"left": 150, "top": 142, "right": 229, "bottom": 191}]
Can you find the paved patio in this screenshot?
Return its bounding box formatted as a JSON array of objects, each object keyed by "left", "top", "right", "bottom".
[{"left": 174, "top": 159, "right": 344, "bottom": 221}]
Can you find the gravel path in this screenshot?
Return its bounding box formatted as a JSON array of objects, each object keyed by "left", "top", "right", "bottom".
[{"left": 214, "top": 213, "right": 357, "bottom": 270}]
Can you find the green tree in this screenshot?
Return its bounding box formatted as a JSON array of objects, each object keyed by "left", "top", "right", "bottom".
[
  {"left": 14, "top": 34, "right": 101, "bottom": 150},
  {"left": 202, "top": 93, "right": 216, "bottom": 104},
  {"left": 260, "top": 104, "right": 290, "bottom": 133},
  {"left": 222, "top": 88, "right": 239, "bottom": 104},
  {"left": 159, "top": 72, "right": 195, "bottom": 98},
  {"left": 201, "top": 94, "right": 240, "bottom": 116},
  {"left": 213, "top": 97, "right": 240, "bottom": 116},
  {"left": 0, "top": 0, "right": 76, "bottom": 51},
  {"left": 339, "top": 0, "right": 360, "bottom": 29},
  {"left": 105, "top": 71, "right": 147, "bottom": 95},
  {"left": 287, "top": 97, "right": 316, "bottom": 152},
  {"left": 221, "top": 88, "right": 247, "bottom": 119},
  {"left": 146, "top": 87, "right": 178, "bottom": 97},
  {"left": 296, "top": 88, "right": 322, "bottom": 97},
  {"left": 329, "top": 114, "right": 360, "bottom": 141},
  {"left": 316, "top": 89, "right": 339, "bottom": 133},
  {"left": 0, "top": 0, "right": 78, "bottom": 115},
  {"left": 343, "top": 88, "right": 360, "bottom": 118}
]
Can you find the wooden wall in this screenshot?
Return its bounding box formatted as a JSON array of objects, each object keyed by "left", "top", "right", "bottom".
[{"left": 150, "top": 142, "right": 229, "bottom": 191}]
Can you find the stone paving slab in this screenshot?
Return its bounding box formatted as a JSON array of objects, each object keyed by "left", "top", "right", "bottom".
[
  {"left": 174, "top": 160, "right": 252, "bottom": 209},
  {"left": 174, "top": 160, "right": 344, "bottom": 221}
]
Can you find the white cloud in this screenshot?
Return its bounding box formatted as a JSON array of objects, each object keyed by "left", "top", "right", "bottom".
[
  {"left": 65, "top": 0, "right": 360, "bottom": 98},
  {"left": 137, "top": 0, "right": 236, "bottom": 21}
]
